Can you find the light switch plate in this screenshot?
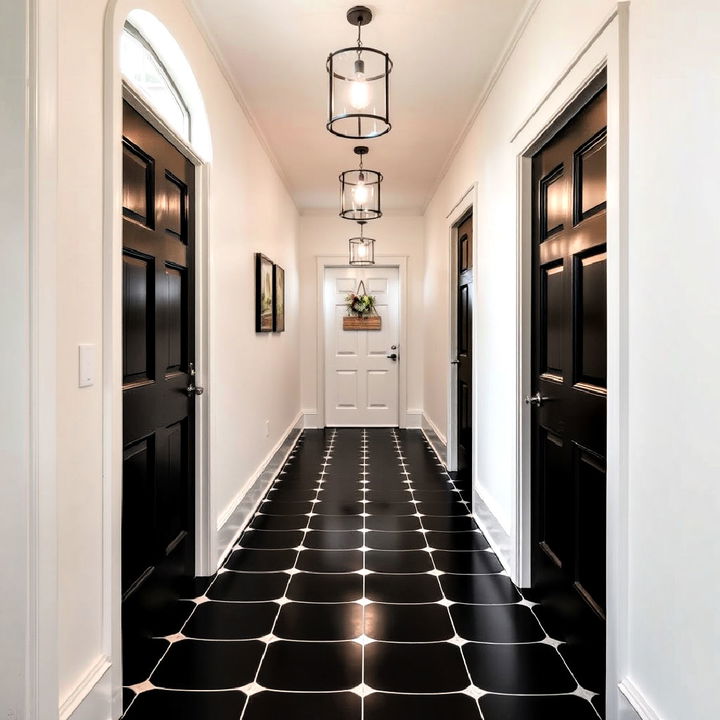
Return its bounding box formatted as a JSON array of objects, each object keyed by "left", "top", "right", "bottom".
[{"left": 79, "top": 344, "right": 96, "bottom": 388}]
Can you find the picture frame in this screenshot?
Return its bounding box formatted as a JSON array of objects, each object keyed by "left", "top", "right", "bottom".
[
  {"left": 273, "top": 264, "right": 285, "bottom": 332},
  {"left": 255, "top": 253, "right": 274, "bottom": 332}
]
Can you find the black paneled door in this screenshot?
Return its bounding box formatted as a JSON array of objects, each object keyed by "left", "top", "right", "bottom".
[
  {"left": 122, "top": 100, "right": 196, "bottom": 656},
  {"left": 456, "top": 214, "right": 473, "bottom": 474},
  {"left": 529, "top": 86, "right": 607, "bottom": 708}
]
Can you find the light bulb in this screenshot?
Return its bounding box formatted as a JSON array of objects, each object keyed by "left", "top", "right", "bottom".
[
  {"left": 358, "top": 243, "right": 367, "bottom": 258},
  {"left": 353, "top": 181, "right": 370, "bottom": 205},
  {"left": 349, "top": 57, "right": 370, "bottom": 110},
  {"left": 350, "top": 76, "right": 370, "bottom": 110}
]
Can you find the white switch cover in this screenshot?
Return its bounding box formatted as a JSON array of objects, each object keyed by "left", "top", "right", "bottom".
[{"left": 79, "top": 344, "right": 96, "bottom": 388}]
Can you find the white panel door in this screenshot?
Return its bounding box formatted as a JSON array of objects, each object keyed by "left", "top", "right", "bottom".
[{"left": 325, "top": 266, "right": 399, "bottom": 426}]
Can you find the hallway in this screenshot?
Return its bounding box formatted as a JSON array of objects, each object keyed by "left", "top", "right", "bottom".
[{"left": 122, "top": 429, "right": 600, "bottom": 719}]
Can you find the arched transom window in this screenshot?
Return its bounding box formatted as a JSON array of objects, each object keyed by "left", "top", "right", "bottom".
[{"left": 121, "top": 22, "right": 191, "bottom": 141}]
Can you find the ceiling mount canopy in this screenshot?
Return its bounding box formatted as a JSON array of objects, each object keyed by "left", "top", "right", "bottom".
[
  {"left": 349, "top": 221, "right": 376, "bottom": 266},
  {"left": 339, "top": 145, "right": 383, "bottom": 220},
  {"left": 326, "top": 5, "right": 393, "bottom": 140}
]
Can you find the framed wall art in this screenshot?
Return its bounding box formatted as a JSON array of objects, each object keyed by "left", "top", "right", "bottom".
[
  {"left": 255, "top": 253, "right": 274, "bottom": 332},
  {"left": 273, "top": 264, "right": 285, "bottom": 332}
]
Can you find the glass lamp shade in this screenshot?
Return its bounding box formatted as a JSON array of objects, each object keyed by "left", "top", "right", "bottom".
[
  {"left": 339, "top": 168, "right": 382, "bottom": 220},
  {"left": 349, "top": 235, "right": 375, "bottom": 266},
  {"left": 327, "top": 46, "right": 392, "bottom": 139}
]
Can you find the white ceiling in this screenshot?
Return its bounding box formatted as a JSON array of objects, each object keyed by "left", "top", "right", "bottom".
[{"left": 191, "top": 0, "right": 529, "bottom": 213}]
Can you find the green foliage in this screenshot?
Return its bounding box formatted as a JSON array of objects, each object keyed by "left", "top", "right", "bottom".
[{"left": 345, "top": 292, "right": 377, "bottom": 317}]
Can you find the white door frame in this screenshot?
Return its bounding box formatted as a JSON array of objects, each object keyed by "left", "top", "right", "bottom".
[
  {"left": 445, "top": 184, "right": 478, "bottom": 472},
  {"left": 316, "top": 256, "right": 408, "bottom": 429},
  {"left": 512, "top": 6, "right": 629, "bottom": 719},
  {"left": 104, "top": 8, "right": 213, "bottom": 713}
]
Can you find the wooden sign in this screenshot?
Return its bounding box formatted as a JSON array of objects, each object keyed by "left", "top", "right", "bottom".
[{"left": 343, "top": 315, "right": 382, "bottom": 331}]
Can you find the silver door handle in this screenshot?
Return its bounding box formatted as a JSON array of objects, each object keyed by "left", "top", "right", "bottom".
[
  {"left": 524, "top": 392, "right": 547, "bottom": 407},
  {"left": 451, "top": 360, "right": 459, "bottom": 365}
]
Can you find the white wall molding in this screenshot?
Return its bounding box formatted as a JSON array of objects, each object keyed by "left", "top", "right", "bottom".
[
  {"left": 405, "top": 410, "right": 424, "bottom": 428},
  {"left": 618, "top": 679, "right": 663, "bottom": 720},
  {"left": 59, "top": 657, "right": 111, "bottom": 720},
  {"left": 215, "top": 411, "right": 303, "bottom": 568}
]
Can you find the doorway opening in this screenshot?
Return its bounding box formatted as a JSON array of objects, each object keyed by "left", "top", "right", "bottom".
[
  {"left": 525, "top": 84, "right": 608, "bottom": 716},
  {"left": 323, "top": 266, "right": 401, "bottom": 427}
]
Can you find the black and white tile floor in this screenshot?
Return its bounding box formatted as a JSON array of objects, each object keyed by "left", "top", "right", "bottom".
[{"left": 122, "top": 428, "right": 602, "bottom": 719}]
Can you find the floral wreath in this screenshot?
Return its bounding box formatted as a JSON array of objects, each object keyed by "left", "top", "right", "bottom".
[{"left": 345, "top": 280, "right": 377, "bottom": 317}]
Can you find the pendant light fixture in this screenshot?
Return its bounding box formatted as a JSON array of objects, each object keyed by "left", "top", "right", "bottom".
[
  {"left": 340, "top": 146, "right": 382, "bottom": 221},
  {"left": 349, "top": 221, "right": 375, "bottom": 266},
  {"left": 327, "top": 5, "right": 393, "bottom": 139}
]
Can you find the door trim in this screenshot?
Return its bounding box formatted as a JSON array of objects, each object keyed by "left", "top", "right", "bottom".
[
  {"left": 513, "top": 6, "right": 629, "bottom": 719},
  {"left": 104, "top": 12, "right": 213, "bottom": 709},
  {"left": 314, "top": 256, "right": 408, "bottom": 429},
  {"left": 445, "top": 184, "right": 478, "bottom": 473}
]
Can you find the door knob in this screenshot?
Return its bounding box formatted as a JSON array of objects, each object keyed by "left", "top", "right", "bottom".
[
  {"left": 187, "top": 362, "right": 205, "bottom": 397},
  {"left": 386, "top": 353, "right": 398, "bottom": 361},
  {"left": 524, "top": 392, "right": 547, "bottom": 407}
]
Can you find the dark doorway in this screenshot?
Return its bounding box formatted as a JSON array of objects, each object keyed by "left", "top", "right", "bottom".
[
  {"left": 121, "top": 98, "right": 198, "bottom": 692},
  {"left": 528, "top": 85, "right": 608, "bottom": 715},
  {"left": 455, "top": 213, "right": 473, "bottom": 481}
]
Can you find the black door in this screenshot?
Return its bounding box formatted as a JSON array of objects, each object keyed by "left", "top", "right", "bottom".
[
  {"left": 456, "top": 213, "right": 473, "bottom": 476},
  {"left": 529, "top": 86, "right": 607, "bottom": 710},
  {"left": 122, "top": 99, "right": 196, "bottom": 685}
]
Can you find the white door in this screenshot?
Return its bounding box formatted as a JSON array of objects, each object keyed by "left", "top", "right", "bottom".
[{"left": 324, "top": 266, "right": 400, "bottom": 426}]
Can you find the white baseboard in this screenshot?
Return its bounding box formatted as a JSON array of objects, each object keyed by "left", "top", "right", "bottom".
[
  {"left": 422, "top": 412, "right": 447, "bottom": 445},
  {"left": 405, "top": 409, "right": 423, "bottom": 428},
  {"left": 471, "top": 488, "right": 514, "bottom": 579},
  {"left": 302, "top": 409, "right": 320, "bottom": 428},
  {"left": 215, "top": 411, "right": 303, "bottom": 567},
  {"left": 619, "top": 678, "right": 662, "bottom": 720},
  {"left": 59, "top": 656, "right": 112, "bottom": 720}
]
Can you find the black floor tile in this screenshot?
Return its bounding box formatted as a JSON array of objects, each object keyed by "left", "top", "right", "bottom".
[
  {"left": 462, "top": 642, "right": 577, "bottom": 694},
  {"left": 243, "top": 691, "right": 361, "bottom": 720},
  {"left": 432, "top": 550, "right": 504, "bottom": 574},
  {"left": 207, "top": 572, "right": 288, "bottom": 601},
  {"left": 275, "top": 602, "right": 363, "bottom": 640},
  {"left": 478, "top": 693, "right": 598, "bottom": 720},
  {"left": 151, "top": 639, "right": 264, "bottom": 690},
  {"left": 314, "top": 501, "right": 364, "bottom": 515},
  {"left": 427, "top": 530, "right": 489, "bottom": 551},
  {"left": 122, "top": 637, "right": 169, "bottom": 686},
  {"left": 309, "top": 514, "right": 363, "bottom": 530},
  {"left": 365, "top": 692, "right": 481, "bottom": 720},
  {"left": 451, "top": 603, "right": 545, "bottom": 643},
  {"left": 365, "top": 642, "right": 469, "bottom": 692},
  {"left": 365, "top": 573, "right": 443, "bottom": 603},
  {"left": 420, "top": 502, "right": 470, "bottom": 516},
  {"left": 183, "top": 601, "right": 278, "bottom": 640},
  {"left": 259, "top": 500, "right": 313, "bottom": 515},
  {"left": 365, "top": 530, "right": 427, "bottom": 550},
  {"left": 122, "top": 690, "right": 246, "bottom": 719},
  {"left": 366, "top": 550, "right": 434, "bottom": 574},
  {"left": 365, "top": 501, "right": 418, "bottom": 516},
  {"left": 297, "top": 549, "right": 363, "bottom": 573},
  {"left": 365, "top": 602, "right": 454, "bottom": 641},
  {"left": 250, "top": 513, "right": 308, "bottom": 531},
  {"left": 365, "top": 515, "right": 422, "bottom": 531},
  {"left": 440, "top": 574, "right": 522, "bottom": 604},
  {"left": 239, "top": 529, "right": 304, "bottom": 549},
  {"left": 258, "top": 641, "right": 362, "bottom": 691},
  {"left": 304, "top": 530, "right": 363, "bottom": 550},
  {"left": 286, "top": 571, "right": 363, "bottom": 602},
  {"left": 421, "top": 515, "right": 479, "bottom": 532},
  {"left": 225, "top": 549, "right": 298, "bottom": 572}
]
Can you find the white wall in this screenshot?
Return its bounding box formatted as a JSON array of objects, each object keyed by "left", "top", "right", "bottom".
[
  {"left": 423, "top": 0, "right": 720, "bottom": 718},
  {"left": 56, "top": 0, "right": 300, "bottom": 711},
  {"left": 298, "top": 214, "right": 424, "bottom": 425}
]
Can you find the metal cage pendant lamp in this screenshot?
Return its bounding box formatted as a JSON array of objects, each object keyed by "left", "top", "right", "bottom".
[
  {"left": 327, "top": 5, "right": 393, "bottom": 139},
  {"left": 339, "top": 145, "right": 382, "bottom": 220},
  {"left": 349, "top": 221, "right": 375, "bottom": 266}
]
